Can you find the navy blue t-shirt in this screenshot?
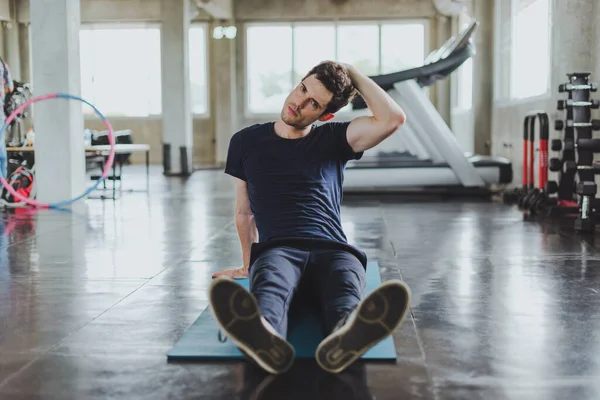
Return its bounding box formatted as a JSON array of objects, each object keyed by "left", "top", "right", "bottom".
[{"left": 225, "top": 121, "right": 367, "bottom": 265}]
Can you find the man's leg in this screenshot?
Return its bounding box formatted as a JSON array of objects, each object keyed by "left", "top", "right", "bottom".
[
  {"left": 209, "top": 246, "right": 308, "bottom": 374},
  {"left": 311, "top": 249, "right": 411, "bottom": 373},
  {"left": 309, "top": 249, "right": 367, "bottom": 335},
  {"left": 249, "top": 246, "right": 308, "bottom": 337}
]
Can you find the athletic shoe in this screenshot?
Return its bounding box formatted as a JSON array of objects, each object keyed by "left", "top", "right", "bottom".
[
  {"left": 315, "top": 279, "right": 411, "bottom": 373},
  {"left": 209, "top": 277, "right": 295, "bottom": 374}
]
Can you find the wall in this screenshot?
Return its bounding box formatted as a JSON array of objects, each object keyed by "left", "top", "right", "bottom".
[
  {"left": 17, "top": 0, "right": 212, "bottom": 23},
  {"left": 491, "top": 0, "right": 598, "bottom": 187},
  {"left": 235, "top": 0, "right": 436, "bottom": 20}
]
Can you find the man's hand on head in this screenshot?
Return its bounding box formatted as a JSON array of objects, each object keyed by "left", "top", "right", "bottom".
[{"left": 212, "top": 266, "right": 249, "bottom": 280}]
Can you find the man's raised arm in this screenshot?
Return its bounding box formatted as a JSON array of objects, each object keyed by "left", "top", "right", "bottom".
[{"left": 344, "top": 64, "right": 406, "bottom": 153}]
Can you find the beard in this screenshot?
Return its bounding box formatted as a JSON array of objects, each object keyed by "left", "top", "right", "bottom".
[{"left": 280, "top": 108, "right": 305, "bottom": 128}]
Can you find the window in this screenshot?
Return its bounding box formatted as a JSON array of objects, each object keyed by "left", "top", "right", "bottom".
[
  {"left": 245, "top": 20, "right": 428, "bottom": 114},
  {"left": 337, "top": 24, "right": 380, "bottom": 76},
  {"left": 189, "top": 24, "right": 209, "bottom": 115},
  {"left": 380, "top": 23, "right": 426, "bottom": 72},
  {"left": 246, "top": 25, "right": 293, "bottom": 114},
  {"left": 511, "top": 0, "right": 551, "bottom": 99},
  {"left": 80, "top": 24, "right": 162, "bottom": 117},
  {"left": 494, "top": 0, "right": 551, "bottom": 101},
  {"left": 293, "top": 25, "right": 335, "bottom": 83}
]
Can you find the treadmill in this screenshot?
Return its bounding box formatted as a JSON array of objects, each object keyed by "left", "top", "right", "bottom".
[{"left": 343, "top": 20, "right": 512, "bottom": 192}]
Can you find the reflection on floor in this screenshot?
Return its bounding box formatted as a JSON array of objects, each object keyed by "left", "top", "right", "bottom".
[{"left": 0, "top": 166, "right": 599, "bottom": 399}]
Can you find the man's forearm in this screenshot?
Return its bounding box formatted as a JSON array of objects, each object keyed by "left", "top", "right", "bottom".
[
  {"left": 347, "top": 66, "right": 406, "bottom": 124},
  {"left": 236, "top": 214, "right": 258, "bottom": 270}
]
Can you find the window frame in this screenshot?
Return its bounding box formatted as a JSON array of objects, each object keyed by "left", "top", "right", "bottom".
[{"left": 243, "top": 19, "right": 430, "bottom": 117}]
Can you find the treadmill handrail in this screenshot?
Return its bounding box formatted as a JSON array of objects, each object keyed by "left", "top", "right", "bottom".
[
  {"left": 355, "top": 19, "right": 479, "bottom": 92},
  {"left": 352, "top": 44, "right": 474, "bottom": 110},
  {"left": 370, "top": 44, "right": 474, "bottom": 89}
]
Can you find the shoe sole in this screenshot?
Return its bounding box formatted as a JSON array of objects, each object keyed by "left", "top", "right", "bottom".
[
  {"left": 315, "top": 279, "right": 411, "bottom": 373},
  {"left": 209, "top": 278, "right": 295, "bottom": 374}
]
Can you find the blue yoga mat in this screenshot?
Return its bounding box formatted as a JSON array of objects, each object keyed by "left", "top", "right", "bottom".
[{"left": 167, "top": 261, "right": 396, "bottom": 360}]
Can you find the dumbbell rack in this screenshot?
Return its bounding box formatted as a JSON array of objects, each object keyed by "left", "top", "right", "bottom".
[{"left": 547, "top": 72, "right": 600, "bottom": 232}]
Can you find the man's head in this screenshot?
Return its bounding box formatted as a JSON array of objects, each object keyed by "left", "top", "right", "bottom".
[{"left": 280, "top": 61, "right": 357, "bottom": 128}]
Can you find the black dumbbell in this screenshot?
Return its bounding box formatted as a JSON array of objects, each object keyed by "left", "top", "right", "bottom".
[
  {"left": 531, "top": 191, "right": 548, "bottom": 212},
  {"left": 549, "top": 157, "right": 562, "bottom": 172},
  {"left": 559, "top": 83, "right": 598, "bottom": 92},
  {"left": 565, "top": 161, "right": 577, "bottom": 172},
  {"left": 555, "top": 119, "right": 600, "bottom": 130},
  {"left": 575, "top": 138, "right": 600, "bottom": 152},
  {"left": 555, "top": 120, "right": 564, "bottom": 130},
  {"left": 521, "top": 188, "right": 541, "bottom": 211},
  {"left": 546, "top": 180, "right": 558, "bottom": 194},
  {"left": 551, "top": 139, "right": 562, "bottom": 151},
  {"left": 557, "top": 99, "right": 600, "bottom": 109},
  {"left": 576, "top": 181, "right": 597, "bottom": 196},
  {"left": 565, "top": 161, "right": 600, "bottom": 174}
]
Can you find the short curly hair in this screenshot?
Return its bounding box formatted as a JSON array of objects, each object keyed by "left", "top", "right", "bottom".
[{"left": 302, "top": 61, "right": 357, "bottom": 115}]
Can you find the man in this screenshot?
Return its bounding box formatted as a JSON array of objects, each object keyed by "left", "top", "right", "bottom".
[{"left": 209, "top": 61, "right": 411, "bottom": 375}]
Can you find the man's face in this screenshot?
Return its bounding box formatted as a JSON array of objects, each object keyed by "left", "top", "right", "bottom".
[{"left": 280, "top": 74, "right": 334, "bottom": 128}]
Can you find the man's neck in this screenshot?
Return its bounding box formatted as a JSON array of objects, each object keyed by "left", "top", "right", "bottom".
[{"left": 274, "top": 120, "right": 312, "bottom": 139}]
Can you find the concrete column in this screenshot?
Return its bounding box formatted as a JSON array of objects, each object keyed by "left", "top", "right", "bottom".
[
  {"left": 18, "top": 22, "right": 29, "bottom": 83},
  {"left": 551, "top": 0, "right": 595, "bottom": 83},
  {"left": 30, "top": 0, "right": 85, "bottom": 204},
  {"left": 3, "top": 0, "right": 20, "bottom": 81},
  {"left": 471, "top": 0, "right": 494, "bottom": 155},
  {"left": 161, "top": 0, "right": 192, "bottom": 176},
  {"left": 211, "top": 21, "right": 237, "bottom": 165}
]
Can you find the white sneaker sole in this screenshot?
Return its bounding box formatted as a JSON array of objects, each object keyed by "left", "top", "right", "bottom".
[
  {"left": 315, "top": 279, "right": 411, "bottom": 373},
  {"left": 209, "top": 277, "right": 295, "bottom": 374}
]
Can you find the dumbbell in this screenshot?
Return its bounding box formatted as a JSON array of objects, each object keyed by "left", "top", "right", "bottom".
[
  {"left": 549, "top": 157, "right": 563, "bottom": 172},
  {"left": 558, "top": 82, "right": 598, "bottom": 92},
  {"left": 530, "top": 191, "right": 549, "bottom": 213},
  {"left": 553, "top": 138, "right": 600, "bottom": 152},
  {"left": 576, "top": 181, "right": 597, "bottom": 196},
  {"left": 521, "top": 188, "right": 542, "bottom": 212},
  {"left": 574, "top": 181, "right": 597, "bottom": 233},
  {"left": 557, "top": 99, "right": 600, "bottom": 109},
  {"left": 546, "top": 180, "right": 558, "bottom": 194},
  {"left": 551, "top": 139, "right": 563, "bottom": 151},
  {"left": 555, "top": 119, "right": 600, "bottom": 130},
  {"left": 564, "top": 161, "right": 600, "bottom": 173}
]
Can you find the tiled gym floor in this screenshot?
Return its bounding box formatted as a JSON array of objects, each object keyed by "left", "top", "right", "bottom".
[{"left": 0, "top": 166, "right": 599, "bottom": 399}]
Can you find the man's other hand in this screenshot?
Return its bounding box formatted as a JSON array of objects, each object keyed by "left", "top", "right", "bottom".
[{"left": 212, "top": 266, "right": 248, "bottom": 279}]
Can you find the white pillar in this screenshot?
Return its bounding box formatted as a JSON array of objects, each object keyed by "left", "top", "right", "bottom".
[
  {"left": 161, "top": 0, "right": 192, "bottom": 176},
  {"left": 212, "top": 21, "right": 238, "bottom": 165},
  {"left": 30, "top": 0, "right": 85, "bottom": 204},
  {"left": 4, "top": 4, "right": 21, "bottom": 81}
]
